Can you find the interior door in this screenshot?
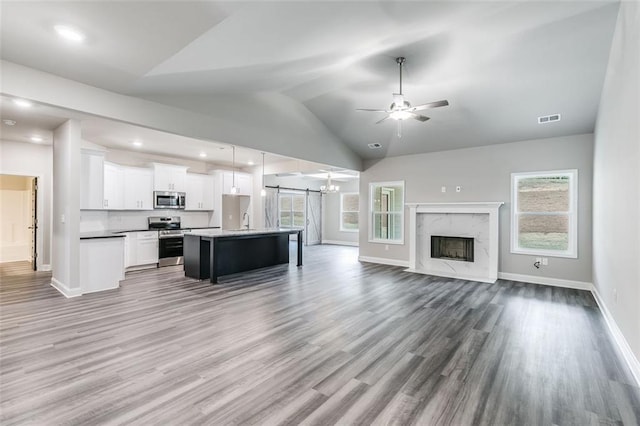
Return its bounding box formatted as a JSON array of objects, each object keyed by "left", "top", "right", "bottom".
[
  {"left": 30, "top": 177, "right": 37, "bottom": 271},
  {"left": 306, "top": 192, "right": 321, "bottom": 245}
]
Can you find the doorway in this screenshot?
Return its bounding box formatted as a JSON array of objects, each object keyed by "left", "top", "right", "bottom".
[
  {"left": 277, "top": 190, "right": 322, "bottom": 246},
  {"left": 0, "top": 175, "right": 37, "bottom": 270}
]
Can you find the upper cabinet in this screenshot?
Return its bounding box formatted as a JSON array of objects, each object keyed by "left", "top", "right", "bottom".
[
  {"left": 80, "top": 150, "right": 105, "bottom": 210},
  {"left": 123, "top": 167, "right": 153, "bottom": 210},
  {"left": 103, "top": 162, "right": 124, "bottom": 210},
  {"left": 153, "top": 163, "right": 188, "bottom": 192},
  {"left": 185, "top": 173, "right": 215, "bottom": 211}
]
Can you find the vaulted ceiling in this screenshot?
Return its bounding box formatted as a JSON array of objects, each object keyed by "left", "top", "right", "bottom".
[{"left": 0, "top": 1, "right": 620, "bottom": 165}]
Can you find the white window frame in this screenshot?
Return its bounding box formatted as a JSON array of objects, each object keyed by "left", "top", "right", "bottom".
[
  {"left": 369, "top": 180, "right": 405, "bottom": 245},
  {"left": 510, "top": 169, "right": 578, "bottom": 258},
  {"left": 340, "top": 192, "right": 359, "bottom": 232}
]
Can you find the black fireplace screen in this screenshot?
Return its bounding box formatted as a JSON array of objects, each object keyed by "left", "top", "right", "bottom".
[{"left": 431, "top": 236, "right": 474, "bottom": 262}]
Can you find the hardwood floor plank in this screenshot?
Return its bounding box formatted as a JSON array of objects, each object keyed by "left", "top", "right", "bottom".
[{"left": 1, "top": 247, "right": 638, "bottom": 425}]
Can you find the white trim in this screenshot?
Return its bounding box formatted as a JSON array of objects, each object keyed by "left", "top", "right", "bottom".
[
  {"left": 498, "top": 272, "right": 591, "bottom": 290},
  {"left": 510, "top": 169, "right": 578, "bottom": 258},
  {"left": 50, "top": 278, "right": 82, "bottom": 298},
  {"left": 590, "top": 285, "right": 640, "bottom": 386},
  {"left": 41, "top": 264, "right": 51, "bottom": 272},
  {"left": 369, "top": 181, "right": 405, "bottom": 245},
  {"left": 358, "top": 256, "right": 409, "bottom": 268},
  {"left": 322, "top": 240, "right": 359, "bottom": 247}
]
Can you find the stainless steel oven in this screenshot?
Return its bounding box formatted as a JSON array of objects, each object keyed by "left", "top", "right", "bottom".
[
  {"left": 154, "top": 191, "right": 186, "bottom": 210},
  {"left": 149, "top": 217, "right": 184, "bottom": 267}
]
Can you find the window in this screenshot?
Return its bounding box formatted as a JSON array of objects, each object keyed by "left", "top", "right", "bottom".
[
  {"left": 369, "top": 181, "right": 404, "bottom": 244},
  {"left": 340, "top": 193, "right": 359, "bottom": 232},
  {"left": 511, "top": 170, "right": 577, "bottom": 258},
  {"left": 279, "top": 193, "right": 305, "bottom": 228}
]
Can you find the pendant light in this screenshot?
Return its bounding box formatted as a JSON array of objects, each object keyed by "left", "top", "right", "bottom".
[
  {"left": 230, "top": 145, "right": 238, "bottom": 194},
  {"left": 260, "top": 152, "right": 267, "bottom": 197}
]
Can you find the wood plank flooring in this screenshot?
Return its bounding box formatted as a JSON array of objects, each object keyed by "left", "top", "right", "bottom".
[{"left": 1, "top": 245, "right": 639, "bottom": 425}]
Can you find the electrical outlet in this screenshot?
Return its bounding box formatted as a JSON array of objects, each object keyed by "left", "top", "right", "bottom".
[
  {"left": 441, "top": 186, "right": 446, "bottom": 193},
  {"left": 613, "top": 288, "right": 617, "bottom": 304},
  {"left": 456, "top": 186, "right": 461, "bottom": 193},
  {"left": 542, "top": 258, "right": 548, "bottom": 266},
  {"left": 385, "top": 244, "right": 389, "bottom": 251}
]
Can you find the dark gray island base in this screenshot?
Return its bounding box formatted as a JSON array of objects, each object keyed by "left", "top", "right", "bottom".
[{"left": 184, "top": 229, "right": 303, "bottom": 283}]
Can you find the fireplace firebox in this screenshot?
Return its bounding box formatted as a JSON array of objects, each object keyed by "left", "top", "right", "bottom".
[{"left": 431, "top": 236, "right": 474, "bottom": 262}]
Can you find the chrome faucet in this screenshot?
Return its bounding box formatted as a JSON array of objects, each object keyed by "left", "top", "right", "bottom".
[{"left": 242, "top": 212, "right": 250, "bottom": 229}]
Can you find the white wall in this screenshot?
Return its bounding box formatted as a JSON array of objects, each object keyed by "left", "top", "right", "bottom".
[
  {"left": 51, "top": 120, "right": 82, "bottom": 296},
  {"left": 0, "top": 175, "right": 32, "bottom": 262},
  {"left": 1, "top": 60, "right": 362, "bottom": 171},
  {"left": 0, "top": 140, "right": 52, "bottom": 269},
  {"left": 592, "top": 2, "right": 640, "bottom": 370},
  {"left": 359, "top": 133, "right": 594, "bottom": 283},
  {"left": 323, "top": 179, "right": 359, "bottom": 246}
]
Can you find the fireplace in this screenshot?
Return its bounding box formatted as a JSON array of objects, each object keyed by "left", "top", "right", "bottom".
[
  {"left": 431, "top": 236, "right": 474, "bottom": 262},
  {"left": 406, "top": 202, "right": 503, "bottom": 283}
]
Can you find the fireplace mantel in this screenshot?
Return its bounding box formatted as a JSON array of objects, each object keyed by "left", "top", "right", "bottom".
[{"left": 406, "top": 202, "right": 504, "bottom": 283}]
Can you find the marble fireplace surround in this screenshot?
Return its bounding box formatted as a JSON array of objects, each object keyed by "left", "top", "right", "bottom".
[{"left": 406, "top": 202, "right": 504, "bottom": 283}]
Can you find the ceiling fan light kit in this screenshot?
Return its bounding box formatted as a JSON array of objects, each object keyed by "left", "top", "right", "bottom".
[{"left": 357, "top": 56, "right": 449, "bottom": 137}]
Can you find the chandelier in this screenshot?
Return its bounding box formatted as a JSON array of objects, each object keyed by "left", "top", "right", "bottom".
[{"left": 320, "top": 172, "right": 340, "bottom": 193}]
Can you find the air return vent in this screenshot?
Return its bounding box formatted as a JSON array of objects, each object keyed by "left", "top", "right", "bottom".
[
  {"left": 538, "top": 114, "right": 561, "bottom": 124},
  {"left": 368, "top": 143, "right": 382, "bottom": 149}
]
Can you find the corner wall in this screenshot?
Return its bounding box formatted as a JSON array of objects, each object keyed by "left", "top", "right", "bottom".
[
  {"left": 592, "top": 1, "right": 640, "bottom": 375},
  {"left": 51, "top": 120, "right": 82, "bottom": 296},
  {"left": 359, "top": 133, "right": 594, "bottom": 283}
]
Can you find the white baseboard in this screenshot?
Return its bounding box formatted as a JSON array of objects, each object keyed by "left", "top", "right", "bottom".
[
  {"left": 358, "top": 256, "right": 409, "bottom": 268},
  {"left": 590, "top": 285, "right": 640, "bottom": 386},
  {"left": 322, "top": 240, "right": 359, "bottom": 247},
  {"left": 497, "top": 272, "right": 591, "bottom": 291},
  {"left": 41, "top": 264, "right": 52, "bottom": 272},
  {"left": 50, "top": 278, "right": 82, "bottom": 298}
]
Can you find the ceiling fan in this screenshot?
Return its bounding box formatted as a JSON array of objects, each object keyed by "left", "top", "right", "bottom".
[{"left": 357, "top": 57, "right": 449, "bottom": 137}]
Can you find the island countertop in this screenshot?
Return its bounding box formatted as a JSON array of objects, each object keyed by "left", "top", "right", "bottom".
[{"left": 186, "top": 228, "right": 302, "bottom": 238}]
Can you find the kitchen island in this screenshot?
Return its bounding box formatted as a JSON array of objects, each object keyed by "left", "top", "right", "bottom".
[{"left": 183, "top": 228, "right": 303, "bottom": 283}]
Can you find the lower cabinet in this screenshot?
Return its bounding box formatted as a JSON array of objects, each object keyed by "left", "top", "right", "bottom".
[{"left": 124, "top": 231, "right": 159, "bottom": 269}]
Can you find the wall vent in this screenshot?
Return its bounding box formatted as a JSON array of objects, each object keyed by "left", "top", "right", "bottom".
[
  {"left": 368, "top": 143, "right": 382, "bottom": 149},
  {"left": 538, "top": 114, "right": 561, "bottom": 124}
]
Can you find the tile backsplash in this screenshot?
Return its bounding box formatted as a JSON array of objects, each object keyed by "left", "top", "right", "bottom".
[{"left": 80, "top": 210, "right": 214, "bottom": 232}]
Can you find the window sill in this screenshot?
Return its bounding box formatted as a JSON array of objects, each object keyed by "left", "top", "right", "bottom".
[
  {"left": 511, "top": 247, "right": 577, "bottom": 259},
  {"left": 369, "top": 238, "right": 404, "bottom": 245}
]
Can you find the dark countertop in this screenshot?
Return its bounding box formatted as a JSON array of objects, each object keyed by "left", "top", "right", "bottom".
[
  {"left": 81, "top": 227, "right": 221, "bottom": 239},
  {"left": 80, "top": 231, "right": 127, "bottom": 240}
]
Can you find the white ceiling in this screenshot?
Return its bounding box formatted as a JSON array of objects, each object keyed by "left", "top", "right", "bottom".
[{"left": 0, "top": 1, "right": 620, "bottom": 161}]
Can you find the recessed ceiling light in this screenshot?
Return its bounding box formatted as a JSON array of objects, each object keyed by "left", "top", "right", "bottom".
[
  {"left": 199, "top": 152, "right": 207, "bottom": 158},
  {"left": 54, "top": 25, "right": 85, "bottom": 42},
  {"left": 2, "top": 119, "right": 16, "bottom": 126},
  {"left": 131, "top": 140, "right": 143, "bottom": 147},
  {"left": 248, "top": 160, "right": 255, "bottom": 165},
  {"left": 30, "top": 136, "right": 44, "bottom": 143},
  {"left": 12, "top": 99, "right": 33, "bottom": 108}
]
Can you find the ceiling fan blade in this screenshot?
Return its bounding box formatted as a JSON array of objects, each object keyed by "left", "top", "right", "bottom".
[
  {"left": 408, "top": 100, "right": 449, "bottom": 112},
  {"left": 411, "top": 114, "right": 430, "bottom": 122},
  {"left": 375, "top": 115, "right": 391, "bottom": 124},
  {"left": 356, "top": 108, "right": 388, "bottom": 112}
]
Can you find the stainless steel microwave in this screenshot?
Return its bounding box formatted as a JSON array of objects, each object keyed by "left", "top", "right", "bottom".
[{"left": 154, "top": 191, "right": 186, "bottom": 209}]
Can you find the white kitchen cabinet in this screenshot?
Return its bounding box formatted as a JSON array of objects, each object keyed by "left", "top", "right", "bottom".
[
  {"left": 103, "top": 162, "right": 124, "bottom": 210},
  {"left": 123, "top": 167, "right": 153, "bottom": 210},
  {"left": 186, "top": 173, "right": 215, "bottom": 210},
  {"left": 80, "top": 150, "right": 104, "bottom": 210},
  {"left": 124, "top": 231, "right": 158, "bottom": 269},
  {"left": 153, "top": 163, "right": 188, "bottom": 192}
]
